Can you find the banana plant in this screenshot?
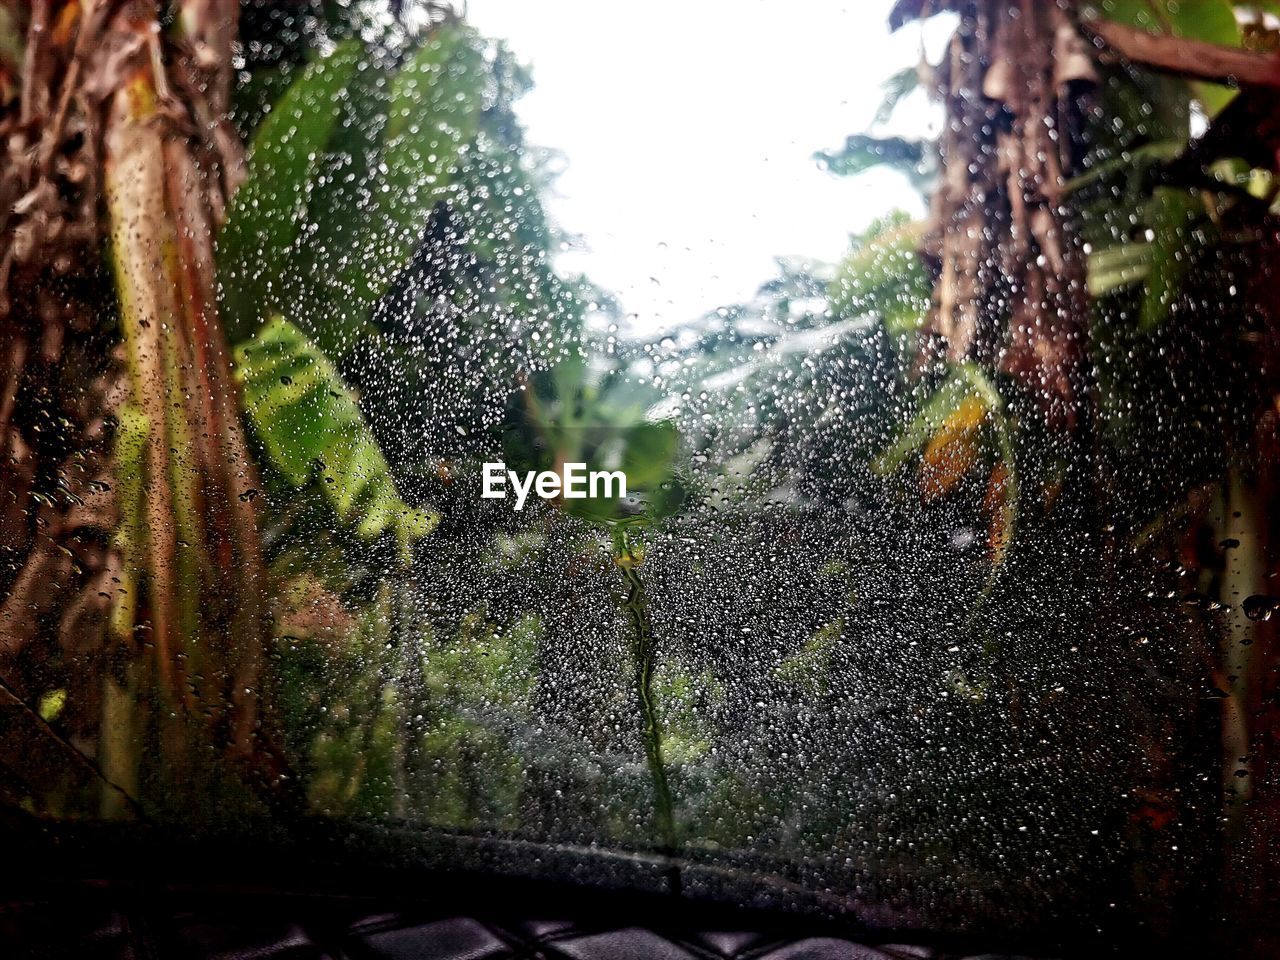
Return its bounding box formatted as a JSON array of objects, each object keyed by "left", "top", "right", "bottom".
[
  {"left": 505, "top": 350, "right": 686, "bottom": 526},
  {"left": 0, "top": 5, "right": 500, "bottom": 815},
  {"left": 858, "top": 0, "right": 1265, "bottom": 579},
  {"left": 872, "top": 363, "right": 1019, "bottom": 574},
  {"left": 880, "top": 0, "right": 1280, "bottom": 917},
  {"left": 217, "top": 27, "right": 493, "bottom": 555}
]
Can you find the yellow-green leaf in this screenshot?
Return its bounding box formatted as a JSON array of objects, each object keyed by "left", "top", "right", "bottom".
[{"left": 236, "top": 316, "right": 438, "bottom": 560}]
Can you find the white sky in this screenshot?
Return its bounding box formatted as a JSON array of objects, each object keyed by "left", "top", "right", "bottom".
[{"left": 465, "top": 0, "right": 938, "bottom": 333}]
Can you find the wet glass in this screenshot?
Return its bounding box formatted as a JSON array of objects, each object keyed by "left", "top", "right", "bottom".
[{"left": 2, "top": 0, "right": 1279, "bottom": 955}]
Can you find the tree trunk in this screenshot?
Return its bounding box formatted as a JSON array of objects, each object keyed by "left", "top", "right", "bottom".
[
  {"left": 900, "top": 0, "right": 1280, "bottom": 946},
  {"left": 0, "top": 0, "right": 281, "bottom": 814},
  {"left": 918, "top": 0, "right": 1095, "bottom": 430}
]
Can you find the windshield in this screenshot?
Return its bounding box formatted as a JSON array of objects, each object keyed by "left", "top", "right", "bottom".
[{"left": 2, "top": 0, "right": 1279, "bottom": 954}]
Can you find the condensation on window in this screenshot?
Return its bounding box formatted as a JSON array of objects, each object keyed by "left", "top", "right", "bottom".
[{"left": 1, "top": 0, "right": 1279, "bottom": 951}]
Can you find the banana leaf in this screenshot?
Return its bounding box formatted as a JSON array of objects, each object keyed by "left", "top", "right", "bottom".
[{"left": 236, "top": 316, "right": 439, "bottom": 559}]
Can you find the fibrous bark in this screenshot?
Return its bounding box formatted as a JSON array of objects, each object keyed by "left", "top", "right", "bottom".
[
  {"left": 915, "top": 0, "right": 1096, "bottom": 430},
  {"left": 0, "top": 0, "right": 278, "bottom": 814}
]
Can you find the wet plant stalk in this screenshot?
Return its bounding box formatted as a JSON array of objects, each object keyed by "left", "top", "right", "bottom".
[
  {"left": 616, "top": 532, "right": 679, "bottom": 856},
  {"left": 102, "top": 18, "right": 272, "bottom": 802},
  {"left": 1219, "top": 472, "right": 1261, "bottom": 852}
]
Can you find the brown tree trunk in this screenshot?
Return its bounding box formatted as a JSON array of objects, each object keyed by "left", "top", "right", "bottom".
[
  {"left": 899, "top": 0, "right": 1280, "bottom": 946},
  {"left": 0, "top": 0, "right": 279, "bottom": 814},
  {"left": 918, "top": 0, "right": 1095, "bottom": 430}
]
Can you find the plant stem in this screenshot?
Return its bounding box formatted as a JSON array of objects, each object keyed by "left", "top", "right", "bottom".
[
  {"left": 615, "top": 531, "right": 679, "bottom": 859},
  {"left": 99, "top": 662, "right": 144, "bottom": 820},
  {"left": 103, "top": 10, "right": 272, "bottom": 799},
  {"left": 1219, "top": 472, "right": 1261, "bottom": 854}
]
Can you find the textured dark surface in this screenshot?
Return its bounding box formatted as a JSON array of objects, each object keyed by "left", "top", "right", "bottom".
[
  {"left": 0, "top": 822, "right": 1103, "bottom": 957},
  {"left": 0, "top": 894, "right": 1051, "bottom": 960}
]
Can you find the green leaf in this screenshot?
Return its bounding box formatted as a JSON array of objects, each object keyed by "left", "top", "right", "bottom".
[
  {"left": 286, "top": 24, "right": 488, "bottom": 358},
  {"left": 652, "top": 665, "right": 723, "bottom": 765},
  {"left": 1097, "top": 0, "right": 1241, "bottom": 115},
  {"left": 376, "top": 27, "right": 487, "bottom": 294},
  {"left": 620, "top": 421, "right": 679, "bottom": 489},
  {"left": 217, "top": 40, "right": 363, "bottom": 339},
  {"left": 1086, "top": 187, "right": 1202, "bottom": 330},
  {"left": 1097, "top": 0, "right": 1239, "bottom": 41},
  {"left": 37, "top": 689, "right": 66, "bottom": 723},
  {"left": 1139, "top": 187, "right": 1199, "bottom": 330},
  {"left": 872, "top": 362, "right": 1005, "bottom": 476},
  {"left": 270, "top": 57, "right": 392, "bottom": 358},
  {"left": 560, "top": 420, "right": 682, "bottom": 524},
  {"left": 814, "top": 135, "right": 928, "bottom": 183},
  {"left": 828, "top": 214, "right": 930, "bottom": 335},
  {"left": 1061, "top": 139, "right": 1185, "bottom": 196},
  {"left": 874, "top": 66, "right": 920, "bottom": 126},
  {"left": 0, "top": 6, "right": 22, "bottom": 72},
  {"left": 236, "top": 316, "right": 438, "bottom": 559},
  {"left": 871, "top": 377, "right": 969, "bottom": 476},
  {"left": 777, "top": 622, "right": 842, "bottom": 697},
  {"left": 1087, "top": 242, "right": 1155, "bottom": 296}
]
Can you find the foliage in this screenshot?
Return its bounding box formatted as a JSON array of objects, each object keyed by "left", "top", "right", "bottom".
[
  {"left": 220, "top": 21, "right": 560, "bottom": 559},
  {"left": 281, "top": 25, "right": 487, "bottom": 358},
  {"left": 505, "top": 351, "right": 685, "bottom": 525},
  {"left": 191, "top": 4, "right": 1280, "bottom": 893},
  {"left": 814, "top": 133, "right": 932, "bottom": 189},
  {"left": 230, "top": 10, "right": 694, "bottom": 852},
  {"left": 236, "top": 316, "right": 439, "bottom": 558},
  {"left": 829, "top": 213, "right": 931, "bottom": 338},
  {"left": 218, "top": 39, "right": 364, "bottom": 342},
  {"left": 350, "top": 37, "right": 592, "bottom": 470},
  {"left": 1095, "top": 0, "right": 1243, "bottom": 114},
  {"left": 12, "top": 0, "right": 1269, "bottom": 933}
]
